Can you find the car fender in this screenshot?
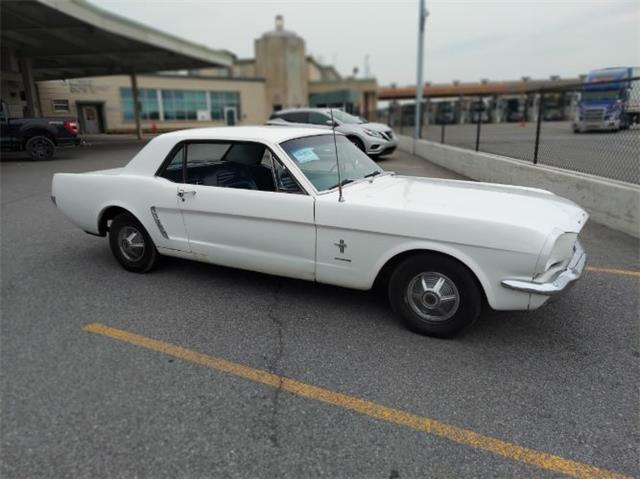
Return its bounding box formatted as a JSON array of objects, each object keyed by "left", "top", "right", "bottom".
[
  {"left": 367, "top": 238, "right": 533, "bottom": 310},
  {"left": 96, "top": 200, "right": 146, "bottom": 235}
]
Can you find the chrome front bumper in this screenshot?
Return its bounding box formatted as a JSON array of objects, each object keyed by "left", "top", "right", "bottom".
[{"left": 501, "top": 241, "right": 587, "bottom": 295}]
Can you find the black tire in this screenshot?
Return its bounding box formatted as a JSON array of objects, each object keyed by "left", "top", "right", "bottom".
[
  {"left": 25, "top": 135, "right": 55, "bottom": 161},
  {"left": 108, "top": 213, "right": 159, "bottom": 273},
  {"left": 620, "top": 115, "right": 630, "bottom": 130},
  {"left": 388, "top": 253, "right": 481, "bottom": 337},
  {"left": 348, "top": 136, "right": 365, "bottom": 152}
]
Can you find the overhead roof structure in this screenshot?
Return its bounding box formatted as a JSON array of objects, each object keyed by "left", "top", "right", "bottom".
[
  {"left": 379, "top": 78, "right": 583, "bottom": 100},
  {"left": 0, "top": 0, "right": 234, "bottom": 80}
]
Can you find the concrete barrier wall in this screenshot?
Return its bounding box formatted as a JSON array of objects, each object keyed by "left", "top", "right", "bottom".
[{"left": 398, "top": 135, "right": 640, "bottom": 238}]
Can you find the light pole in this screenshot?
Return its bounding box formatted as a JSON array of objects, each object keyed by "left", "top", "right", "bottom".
[{"left": 415, "top": 0, "right": 429, "bottom": 139}]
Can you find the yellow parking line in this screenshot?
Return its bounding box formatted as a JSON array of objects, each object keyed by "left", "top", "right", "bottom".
[
  {"left": 587, "top": 266, "right": 640, "bottom": 278},
  {"left": 82, "top": 322, "right": 627, "bottom": 479}
]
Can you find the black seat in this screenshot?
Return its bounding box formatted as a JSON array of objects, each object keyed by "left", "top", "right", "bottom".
[
  {"left": 201, "top": 162, "right": 258, "bottom": 190},
  {"left": 249, "top": 164, "right": 275, "bottom": 191}
]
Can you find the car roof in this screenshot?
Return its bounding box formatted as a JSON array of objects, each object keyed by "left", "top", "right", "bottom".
[
  {"left": 158, "top": 125, "right": 333, "bottom": 143},
  {"left": 274, "top": 107, "right": 331, "bottom": 115},
  {"left": 125, "top": 126, "right": 340, "bottom": 176}
]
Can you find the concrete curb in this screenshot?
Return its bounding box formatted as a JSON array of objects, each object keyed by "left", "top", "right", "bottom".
[{"left": 398, "top": 135, "right": 640, "bottom": 238}]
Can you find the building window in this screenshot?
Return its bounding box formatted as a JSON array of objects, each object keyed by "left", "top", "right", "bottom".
[
  {"left": 210, "top": 91, "right": 240, "bottom": 120},
  {"left": 162, "top": 90, "right": 207, "bottom": 120},
  {"left": 52, "top": 99, "right": 70, "bottom": 113},
  {"left": 120, "top": 87, "right": 160, "bottom": 121},
  {"left": 120, "top": 88, "right": 241, "bottom": 122}
]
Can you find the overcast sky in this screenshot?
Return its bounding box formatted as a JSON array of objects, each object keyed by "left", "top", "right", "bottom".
[{"left": 89, "top": 0, "right": 639, "bottom": 86}]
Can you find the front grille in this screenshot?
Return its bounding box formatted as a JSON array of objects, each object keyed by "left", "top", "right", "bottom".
[
  {"left": 584, "top": 109, "right": 605, "bottom": 122},
  {"left": 379, "top": 130, "right": 393, "bottom": 141}
]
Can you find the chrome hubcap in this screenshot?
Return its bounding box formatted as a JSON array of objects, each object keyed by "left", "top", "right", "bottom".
[
  {"left": 117, "top": 226, "right": 145, "bottom": 262},
  {"left": 406, "top": 272, "right": 460, "bottom": 322}
]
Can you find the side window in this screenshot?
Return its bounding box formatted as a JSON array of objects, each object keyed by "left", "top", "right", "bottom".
[
  {"left": 260, "top": 150, "right": 303, "bottom": 194},
  {"left": 160, "top": 141, "right": 304, "bottom": 194},
  {"left": 184, "top": 142, "right": 232, "bottom": 185},
  {"left": 308, "top": 112, "right": 329, "bottom": 126},
  {"left": 159, "top": 146, "right": 185, "bottom": 182},
  {"left": 282, "top": 112, "right": 309, "bottom": 124}
]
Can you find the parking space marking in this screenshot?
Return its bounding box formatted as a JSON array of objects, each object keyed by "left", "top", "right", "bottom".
[
  {"left": 82, "top": 322, "right": 627, "bottom": 478},
  {"left": 587, "top": 266, "right": 640, "bottom": 278}
]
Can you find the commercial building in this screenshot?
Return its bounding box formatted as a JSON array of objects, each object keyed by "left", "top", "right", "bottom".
[
  {"left": 30, "top": 11, "right": 377, "bottom": 134},
  {"left": 37, "top": 74, "right": 266, "bottom": 134},
  {"left": 0, "top": 0, "right": 234, "bottom": 137}
]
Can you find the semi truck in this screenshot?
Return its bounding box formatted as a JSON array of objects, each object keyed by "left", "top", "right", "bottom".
[
  {"left": 573, "top": 67, "right": 640, "bottom": 133},
  {"left": 542, "top": 92, "right": 567, "bottom": 121},
  {"left": 500, "top": 96, "right": 527, "bottom": 122},
  {"left": 434, "top": 100, "right": 457, "bottom": 124},
  {"left": 469, "top": 98, "right": 492, "bottom": 123}
]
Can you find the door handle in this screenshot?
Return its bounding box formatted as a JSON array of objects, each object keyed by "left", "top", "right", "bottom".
[{"left": 177, "top": 188, "right": 196, "bottom": 201}]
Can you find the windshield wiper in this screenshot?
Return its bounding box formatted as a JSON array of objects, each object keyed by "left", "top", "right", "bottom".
[
  {"left": 364, "top": 170, "right": 382, "bottom": 179},
  {"left": 328, "top": 178, "right": 354, "bottom": 190}
]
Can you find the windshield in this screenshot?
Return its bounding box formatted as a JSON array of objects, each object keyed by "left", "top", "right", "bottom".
[
  {"left": 280, "top": 134, "right": 382, "bottom": 191},
  {"left": 330, "top": 110, "right": 364, "bottom": 124},
  {"left": 582, "top": 90, "right": 621, "bottom": 102}
]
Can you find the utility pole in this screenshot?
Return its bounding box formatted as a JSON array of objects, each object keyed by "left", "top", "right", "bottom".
[{"left": 415, "top": 0, "right": 429, "bottom": 139}]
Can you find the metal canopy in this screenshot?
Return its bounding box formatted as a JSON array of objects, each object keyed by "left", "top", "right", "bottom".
[
  {"left": 379, "top": 78, "right": 582, "bottom": 100},
  {"left": 1, "top": 0, "right": 234, "bottom": 80}
]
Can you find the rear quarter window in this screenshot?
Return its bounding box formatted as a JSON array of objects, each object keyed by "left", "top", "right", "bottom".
[{"left": 282, "top": 112, "right": 309, "bottom": 123}]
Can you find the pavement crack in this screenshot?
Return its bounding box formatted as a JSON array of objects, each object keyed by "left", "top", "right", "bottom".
[{"left": 266, "top": 281, "right": 285, "bottom": 455}]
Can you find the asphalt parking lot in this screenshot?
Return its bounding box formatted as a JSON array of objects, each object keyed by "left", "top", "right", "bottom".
[
  {"left": 398, "top": 121, "right": 640, "bottom": 185},
  {"left": 1, "top": 139, "right": 639, "bottom": 477}
]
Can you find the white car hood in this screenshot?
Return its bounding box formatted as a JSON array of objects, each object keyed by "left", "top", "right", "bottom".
[
  {"left": 317, "top": 175, "right": 588, "bottom": 254},
  {"left": 361, "top": 122, "right": 392, "bottom": 132}
]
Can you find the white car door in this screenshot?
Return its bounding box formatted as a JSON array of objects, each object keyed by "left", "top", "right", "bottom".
[
  {"left": 138, "top": 149, "right": 191, "bottom": 252},
  {"left": 176, "top": 141, "right": 316, "bottom": 281}
]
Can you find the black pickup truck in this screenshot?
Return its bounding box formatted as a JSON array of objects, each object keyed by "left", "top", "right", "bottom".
[{"left": 1, "top": 100, "right": 81, "bottom": 161}]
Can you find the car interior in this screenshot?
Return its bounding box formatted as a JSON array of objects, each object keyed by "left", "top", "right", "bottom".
[{"left": 160, "top": 142, "right": 302, "bottom": 193}]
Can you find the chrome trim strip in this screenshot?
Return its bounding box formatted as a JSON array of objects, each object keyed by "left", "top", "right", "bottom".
[
  {"left": 501, "top": 241, "right": 587, "bottom": 295},
  {"left": 150, "top": 206, "right": 169, "bottom": 239}
]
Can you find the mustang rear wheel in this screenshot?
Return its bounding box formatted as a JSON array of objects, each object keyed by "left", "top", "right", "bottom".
[
  {"left": 388, "top": 254, "right": 481, "bottom": 337},
  {"left": 108, "top": 213, "right": 159, "bottom": 273}
]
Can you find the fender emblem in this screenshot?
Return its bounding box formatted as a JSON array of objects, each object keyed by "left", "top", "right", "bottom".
[{"left": 334, "top": 239, "right": 347, "bottom": 253}]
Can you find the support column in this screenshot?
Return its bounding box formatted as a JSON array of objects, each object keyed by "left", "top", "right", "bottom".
[
  {"left": 130, "top": 72, "right": 142, "bottom": 140},
  {"left": 18, "top": 57, "right": 40, "bottom": 117}
]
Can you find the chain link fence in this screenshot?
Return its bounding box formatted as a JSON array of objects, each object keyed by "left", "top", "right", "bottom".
[{"left": 386, "top": 77, "right": 640, "bottom": 184}]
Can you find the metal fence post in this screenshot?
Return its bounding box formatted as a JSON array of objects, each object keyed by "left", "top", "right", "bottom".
[
  {"left": 475, "top": 96, "right": 482, "bottom": 152},
  {"left": 533, "top": 91, "right": 544, "bottom": 164},
  {"left": 440, "top": 123, "right": 445, "bottom": 144}
]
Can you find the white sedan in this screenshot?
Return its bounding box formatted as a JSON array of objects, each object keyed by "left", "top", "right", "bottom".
[{"left": 51, "top": 127, "right": 588, "bottom": 336}]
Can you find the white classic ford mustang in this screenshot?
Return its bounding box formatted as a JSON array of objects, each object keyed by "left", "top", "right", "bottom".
[{"left": 52, "top": 126, "right": 588, "bottom": 336}]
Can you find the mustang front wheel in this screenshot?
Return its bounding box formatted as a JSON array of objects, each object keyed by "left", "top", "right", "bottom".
[
  {"left": 108, "top": 213, "right": 159, "bottom": 273},
  {"left": 388, "top": 254, "right": 481, "bottom": 337}
]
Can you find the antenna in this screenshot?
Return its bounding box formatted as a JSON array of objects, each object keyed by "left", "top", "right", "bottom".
[{"left": 329, "top": 107, "right": 344, "bottom": 202}]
